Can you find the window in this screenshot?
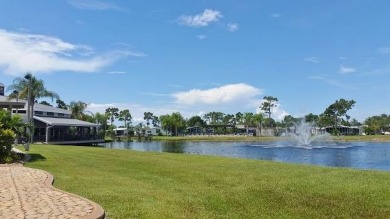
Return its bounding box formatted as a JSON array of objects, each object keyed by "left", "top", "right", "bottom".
[
  {"left": 46, "top": 112, "right": 54, "bottom": 116},
  {"left": 58, "top": 113, "right": 65, "bottom": 117},
  {"left": 34, "top": 111, "right": 43, "bottom": 115},
  {"left": 13, "top": 110, "right": 26, "bottom": 114}
]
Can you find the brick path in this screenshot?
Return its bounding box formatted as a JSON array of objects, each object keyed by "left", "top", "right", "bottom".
[{"left": 0, "top": 164, "right": 105, "bottom": 219}]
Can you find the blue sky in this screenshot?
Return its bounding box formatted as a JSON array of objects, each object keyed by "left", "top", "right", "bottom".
[{"left": 1, "top": 0, "right": 390, "bottom": 123}]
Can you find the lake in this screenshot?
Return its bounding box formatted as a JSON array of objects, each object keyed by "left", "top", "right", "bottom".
[{"left": 101, "top": 141, "right": 390, "bottom": 171}]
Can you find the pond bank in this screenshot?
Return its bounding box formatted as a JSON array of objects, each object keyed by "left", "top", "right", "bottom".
[{"left": 107, "top": 135, "right": 390, "bottom": 142}]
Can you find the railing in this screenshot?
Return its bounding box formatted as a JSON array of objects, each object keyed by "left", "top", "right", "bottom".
[{"left": 34, "top": 134, "right": 104, "bottom": 143}]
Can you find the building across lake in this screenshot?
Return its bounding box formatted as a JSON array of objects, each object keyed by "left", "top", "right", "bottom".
[{"left": 0, "top": 83, "right": 104, "bottom": 145}]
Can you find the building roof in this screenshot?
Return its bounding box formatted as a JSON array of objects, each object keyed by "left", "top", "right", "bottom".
[
  {"left": 0, "top": 95, "right": 71, "bottom": 115},
  {"left": 0, "top": 101, "right": 25, "bottom": 109},
  {"left": 34, "top": 116, "right": 99, "bottom": 127},
  {"left": 0, "top": 95, "right": 26, "bottom": 109},
  {"left": 34, "top": 103, "right": 71, "bottom": 115}
]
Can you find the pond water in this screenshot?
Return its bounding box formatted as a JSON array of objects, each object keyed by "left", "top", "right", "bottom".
[{"left": 100, "top": 141, "right": 390, "bottom": 171}]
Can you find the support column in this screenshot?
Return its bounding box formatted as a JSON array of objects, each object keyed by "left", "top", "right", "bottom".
[{"left": 46, "top": 124, "right": 53, "bottom": 144}]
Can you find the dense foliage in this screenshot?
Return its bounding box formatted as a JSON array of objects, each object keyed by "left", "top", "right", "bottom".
[
  {"left": 364, "top": 114, "right": 390, "bottom": 135},
  {"left": 0, "top": 109, "right": 23, "bottom": 163}
]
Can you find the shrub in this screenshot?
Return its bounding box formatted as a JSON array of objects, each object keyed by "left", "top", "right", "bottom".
[{"left": 0, "top": 128, "right": 16, "bottom": 163}]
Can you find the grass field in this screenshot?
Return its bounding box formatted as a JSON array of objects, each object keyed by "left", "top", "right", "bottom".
[{"left": 23, "top": 144, "right": 390, "bottom": 219}]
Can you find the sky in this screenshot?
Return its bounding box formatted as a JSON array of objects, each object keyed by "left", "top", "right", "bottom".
[{"left": 1, "top": 0, "right": 390, "bottom": 124}]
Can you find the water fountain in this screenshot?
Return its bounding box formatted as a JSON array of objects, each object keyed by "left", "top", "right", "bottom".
[{"left": 287, "top": 120, "right": 331, "bottom": 146}]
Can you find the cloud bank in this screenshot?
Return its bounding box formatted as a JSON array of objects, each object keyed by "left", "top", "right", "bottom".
[
  {"left": 172, "top": 83, "right": 262, "bottom": 105},
  {"left": 0, "top": 29, "right": 131, "bottom": 75},
  {"left": 87, "top": 83, "right": 291, "bottom": 124}
]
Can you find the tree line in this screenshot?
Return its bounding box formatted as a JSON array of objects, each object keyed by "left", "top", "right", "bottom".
[{"left": 4, "top": 73, "right": 390, "bottom": 137}]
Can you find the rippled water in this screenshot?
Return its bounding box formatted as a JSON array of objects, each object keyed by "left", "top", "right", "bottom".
[{"left": 100, "top": 141, "right": 390, "bottom": 171}]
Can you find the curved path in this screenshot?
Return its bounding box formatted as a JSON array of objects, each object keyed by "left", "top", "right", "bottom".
[{"left": 0, "top": 164, "right": 105, "bottom": 219}]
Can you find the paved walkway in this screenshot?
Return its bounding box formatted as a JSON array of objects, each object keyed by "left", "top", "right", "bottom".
[{"left": 0, "top": 164, "right": 105, "bottom": 219}]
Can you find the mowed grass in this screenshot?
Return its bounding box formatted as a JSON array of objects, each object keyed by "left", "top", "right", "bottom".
[{"left": 24, "top": 144, "right": 390, "bottom": 219}]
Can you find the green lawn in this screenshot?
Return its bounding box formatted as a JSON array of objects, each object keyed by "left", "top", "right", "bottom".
[{"left": 24, "top": 144, "right": 390, "bottom": 219}]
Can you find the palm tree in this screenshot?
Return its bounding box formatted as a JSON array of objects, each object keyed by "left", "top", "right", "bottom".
[
  {"left": 253, "top": 113, "right": 264, "bottom": 136},
  {"left": 69, "top": 101, "right": 88, "bottom": 120},
  {"left": 203, "top": 113, "right": 211, "bottom": 125},
  {"left": 243, "top": 112, "right": 254, "bottom": 134},
  {"left": 171, "top": 112, "right": 185, "bottom": 136},
  {"left": 222, "top": 114, "right": 235, "bottom": 134},
  {"left": 160, "top": 114, "right": 172, "bottom": 136},
  {"left": 7, "top": 73, "right": 59, "bottom": 146},
  {"left": 235, "top": 112, "right": 243, "bottom": 125},
  {"left": 8, "top": 73, "right": 60, "bottom": 117},
  {"left": 95, "top": 112, "right": 108, "bottom": 138}
]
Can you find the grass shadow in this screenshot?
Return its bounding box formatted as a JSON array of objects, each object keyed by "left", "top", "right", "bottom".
[{"left": 27, "top": 153, "right": 46, "bottom": 162}]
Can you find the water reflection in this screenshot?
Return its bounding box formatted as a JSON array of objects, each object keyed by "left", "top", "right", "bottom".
[
  {"left": 100, "top": 141, "right": 390, "bottom": 171},
  {"left": 161, "top": 141, "right": 185, "bottom": 153}
]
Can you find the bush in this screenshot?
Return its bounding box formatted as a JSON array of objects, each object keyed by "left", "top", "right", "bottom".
[{"left": 0, "top": 128, "right": 16, "bottom": 163}]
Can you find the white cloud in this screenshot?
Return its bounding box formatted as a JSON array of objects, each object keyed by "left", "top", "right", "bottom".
[
  {"left": 88, "top": 103, "right": 116, "bottom": 110},
  {"left": 196, "top": 34, "right": 206, "bottom": 40},
  {"left": 86, "top": 84, "right": 292, "bottom": 124},
  {"left": 227, "top": 23, "right": 239, "bottom": 32},
  {"left": 68, "top": 0, "right": 122, "bottom": 10},
  {"left": 270, "top": 13, "right": 281, "bottom": 18},
  {"left": 339, "top": 65, "right": 356, "bottom": 74},
  {"left": 177, "top": 9, "right": 222, "bottom": 27},
  {"left": 172, "top": 83, "right": 261, "bottom": 105},
  {"left": 378, "top": 47, "right": 390, "bottom": 54},
  {"left": 303, "top": 57, "right": 319, "bottom": 63},
  {"left": 0, "top": 29, "right": 134, "bottom": 75}
]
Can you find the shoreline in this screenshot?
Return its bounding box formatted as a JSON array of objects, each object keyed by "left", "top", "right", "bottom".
[{"left": 108, "top": 134, "right": 390, "bottom": 143}]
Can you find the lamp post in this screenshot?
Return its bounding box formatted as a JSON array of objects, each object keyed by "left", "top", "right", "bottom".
[{"left": 24, "top": 74, "right": 32, "bottom": 151}]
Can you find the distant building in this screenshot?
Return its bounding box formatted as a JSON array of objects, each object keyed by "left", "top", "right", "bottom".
[
  {"left": 149, "top": 127, "right": 169, "bottom": 136},
  {"left": 0, "top": 84, "right": 103, "bottom": 145},
  {"left": 235, "top": 124, "right": 257, "bottom": 135},
  {"left": 322, "top": 125, "right": 363, "bottom": 135},
  {"left": 113, "top": 127, "right": 128, "bottom": 136}
]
